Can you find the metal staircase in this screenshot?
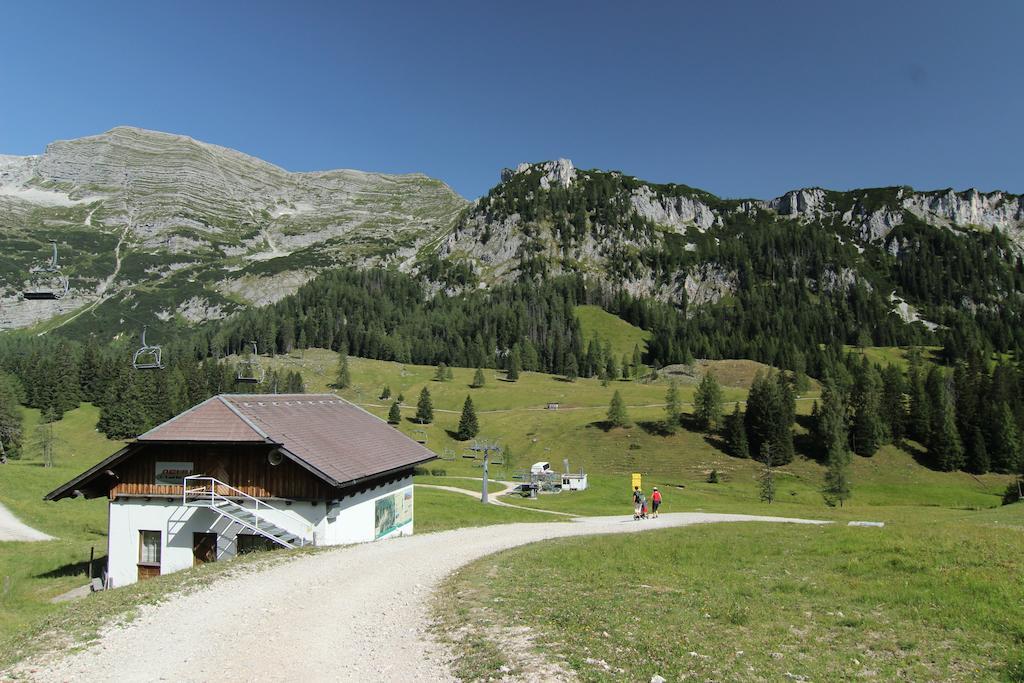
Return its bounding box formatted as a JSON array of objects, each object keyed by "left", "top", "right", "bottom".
[{"left": 182, "top": 476, "right": 313, "bottom": 549}]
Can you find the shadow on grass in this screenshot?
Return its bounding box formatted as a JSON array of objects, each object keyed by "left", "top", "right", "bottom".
[
  {"left": 637, "top": 420, "right": 674, "bottom": 437},
  {"left": 36, "top": 554, "right": 107, "bottom": 580},
  {"left": 588, "top": 420, "right": 634, "bottom": 432}
]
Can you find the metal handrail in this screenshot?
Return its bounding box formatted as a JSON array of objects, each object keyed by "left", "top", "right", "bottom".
[{"left": 181, "top": 475, "right": 312, "bottom": 546}]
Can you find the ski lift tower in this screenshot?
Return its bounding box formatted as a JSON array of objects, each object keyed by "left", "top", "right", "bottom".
[{"left": 470, "top": 439, "right": 502, "bottom": 504}]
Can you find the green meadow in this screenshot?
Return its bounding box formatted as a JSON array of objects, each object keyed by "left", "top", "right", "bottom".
[{"left": 0, "top": 343, "right": 1019, "bottom": 678}]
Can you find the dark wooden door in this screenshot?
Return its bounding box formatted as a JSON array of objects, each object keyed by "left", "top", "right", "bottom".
[{"left": 193, "top": 533, "right": 217, "bottom": 565}]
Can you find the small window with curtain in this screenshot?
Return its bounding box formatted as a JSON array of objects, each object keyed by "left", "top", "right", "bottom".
[{"left": 139, "top": 530, "right": 161, "bottom": 565}]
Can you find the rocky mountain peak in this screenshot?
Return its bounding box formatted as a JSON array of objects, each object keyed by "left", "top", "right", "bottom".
[{"left": 500, "top": 159, "right": 577, "bottom": 190}]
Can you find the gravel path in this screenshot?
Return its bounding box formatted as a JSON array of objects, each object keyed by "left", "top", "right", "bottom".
[
  {"left": 0, "top": 501, "right": 53, "bottom": 542},
  {"left": 415, "top": 482, "right": 576, "bottom": 516},
  {"left": 24, "top": 512, "right": 827, "bottom": 682}
]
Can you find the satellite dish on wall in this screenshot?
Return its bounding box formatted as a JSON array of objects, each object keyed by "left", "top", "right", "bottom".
[{"left": 268, "top": 450, "right": 284, "bottom": 466}]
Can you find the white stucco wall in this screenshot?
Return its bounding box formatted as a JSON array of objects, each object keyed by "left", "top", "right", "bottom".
[{"left": 106, "top": 475, "right": 415, "bottom": 588}]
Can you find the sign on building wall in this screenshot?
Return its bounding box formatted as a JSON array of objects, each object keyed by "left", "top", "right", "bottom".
[
  {"left": 374, "top": 487, "right": 413, "bottom": 539},
  {"left": 155, "top": 461, "right": 194, "bottom": 486}
]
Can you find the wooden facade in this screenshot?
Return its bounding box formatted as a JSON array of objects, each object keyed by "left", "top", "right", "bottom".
[{"left": 110, "top": 443, "right": 336, "bottom": 501}]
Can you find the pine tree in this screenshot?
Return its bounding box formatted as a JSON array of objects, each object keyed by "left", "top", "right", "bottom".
[
  {"left": 632, "top": 344, "right": 643, "bottom": 380},
  {"left": 606, "top": 354, "right": 619, "bottom": 383},
  {"left": 850, "top": 358, "right": 884, "bottom": 456},
  {"left": 0, "top": 372, "right": 24, "bottom": 460},
  {"left": 380, "top": 385, "right": 391, "bottom": 400},
  {"left": 927, "top": 370, "right": 964, "bottom": 471},
  {"left": 334, "top": 350, "right": 351, "bottom": 389},
  {"left": 34, "top": 412, "right": 56, "bottom": 468},
  {"left": 435, "top": 363, "right": 448, "bottom": 382},
  {"left": 745, "top": 373, "right": 794, "bottom": 465},
  {"left": 387, "top": 400, "right": 401, "bottom": 425},
  {"left": 880, "top": 364, "right": 906, "bottom": 442},
  {"left": 457, "top": 395, "right": 479, "bottom": 441},
  {"left": 908, "top": 351, "right": 930, "bottom": 442},
  {"left": 507, "top": 346, "right": 521, "bottom": 382},
  {"left": 724, "top": 402, "right": 749, "bottom": 458},
  {"left": 621, "top": 353, "right": 631, "bottom": 380},
  {"left": 565, "top": 354, "right": 578, "bottom": 382},
  {"left": 415, "top": 387, "right": 434, "bottom": 424},
  {"left": 966, "top": 426, "right": 990, "bottom": 474},
  {"left": 471, "top": 368, "right": 486, "bottom": 388},
  {"left": 664, "top": 380, "right": 681, "bottom": 428},
  {"left": 819, "top": 379, "right": 852, "bottom": 506},
  {"left": 607, "top": 390, "right": 629, "bottom": 428},
  {"left": 990, "top": 402, "right": 1021, "bottom": 473},
  {"left": 694, "top": 372, "right": 723, "bottom": 431},
  {"left": 445, "top": 365, "right": 454, "bottom": 381},
  {"left": 758, "top": 449, "right": 776, "bottom": 503}
]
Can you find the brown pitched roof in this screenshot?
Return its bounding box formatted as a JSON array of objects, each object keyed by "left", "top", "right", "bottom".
[
  {"left": 46, "top": 393, "right": 435, "bottom": 500},
  {"left": 221, "top": 395, "right": 435, "bottom": 486},
  {"left": 137, "top": 396, "right": 265, "bottom": 442}
]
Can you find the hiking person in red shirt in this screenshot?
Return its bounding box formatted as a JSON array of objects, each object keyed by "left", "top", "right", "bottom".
[{"left": 651, "top": 487, "right": 662, "bottom": 518}]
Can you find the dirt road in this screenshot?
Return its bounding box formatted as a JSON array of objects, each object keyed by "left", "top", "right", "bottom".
[
  {"left": 0, "top": 501, "right": 52, "bottom": 542},
  {"left": 24, "top": 513, "right": 826, "bottom": 681}
]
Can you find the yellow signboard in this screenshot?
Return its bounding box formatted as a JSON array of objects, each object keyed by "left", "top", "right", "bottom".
[{"left": 631, "top": 472, "right": 642, "bottom": 490}]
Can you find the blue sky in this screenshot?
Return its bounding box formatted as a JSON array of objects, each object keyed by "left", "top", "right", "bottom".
[{"left": 1, "top": 1, "right": 1020, "bottom": 199}]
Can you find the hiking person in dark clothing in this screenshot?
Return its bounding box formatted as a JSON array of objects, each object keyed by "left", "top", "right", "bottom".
[{"left": 632, "top": 486, "right": 643, "bottom": 519}]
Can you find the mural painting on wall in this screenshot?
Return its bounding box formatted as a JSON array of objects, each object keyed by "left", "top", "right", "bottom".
[{"left": 374, "top": 487, "right": 413, "bottom": 538}]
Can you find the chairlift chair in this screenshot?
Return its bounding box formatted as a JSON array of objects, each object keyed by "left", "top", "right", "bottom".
[
  {"left": 132, "top": 326, "right": 165, "bottom": 370},
  {"left": 235, "top": 341, "right": 266, "bottom": 384},
  {"left": 23, "top": 241, "right": 69, "bottom": 300}
]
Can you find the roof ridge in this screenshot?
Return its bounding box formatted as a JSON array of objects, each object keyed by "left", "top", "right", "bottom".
[
  {"left": 136, "top": 395, "right": 220, "bottom": 440},
  {"left": 216, "top": 396, "right": 272, "bottom": 440}
]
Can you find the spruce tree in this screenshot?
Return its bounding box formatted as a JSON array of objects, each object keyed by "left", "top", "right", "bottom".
[
  {"left": 990, "top": 402, "right": 1021, "bottom": 473},
  {"left": 758, "top": 448, "right": 776, "bottom": 503},
  {"left": 507, "top": 347, "right": 521, "bottom": 382},
  {"left": 820, "top": 379, "right": 852, "bottom": 506},
  {"left": 606, "top": 354, "right": 619, "bottom": 383},
  {"left": 0, "top": 372, "right": 24, "bottom": 460},
  {"left": 880, "top": 364, "right": 906, "bottom": 443},
  {"left": 471, "top": 368, "right": 486, "bottom": 388},
  {"left": 380, "top": 385, "right": 391, "bottom": 400},
  {"left": 632, "top": 344, "right": 643, "bottom": 380},
  {"left": 445, "top": 365, "right": 454, "bottom": 381},
  {"left": 435, "top": 363, "right": 448, "bottom": 382},
  {"left": 334, "top": 350, "right": 351, "bottom": 389},
  {"left": 927, "top": 370, "right": 964, "bottom": 471},
  {"left": 415, "top": 387, "right": 434, "bottom": 424},
  {"left": 966, "top": 426, "right": 990, "bottom": 474},
  {"left": 907, "top": 352, "right": 930, "bottom": 443},
  {"left": 621, "top": 353, "right": 631, "bottom": 380},
  {"left": 387, "top": 400, "right": 401, "bottom": 425},
  {"left": 745, "top": 373, "right": 794, "bottom": 465},
  {"left": 694, "top": 372, "right": 723, "bottom": 431},
  {"left": 607, "top": 390, "right": 629, "bottom": 428},
  {"left": 565, "top": 354, "right": 578, "bottom": 382},
  {"left": 664, "top": 380, "right": 681, "bottom": 428},
  {"left": 850, "top": 359, "right": 883, "bottom": 456},
  {"left": 457, "top": 395, "right": 479, "bottom": 441},
  {"left": 724, "top": 402, "right": 749, "bottom": 458}
]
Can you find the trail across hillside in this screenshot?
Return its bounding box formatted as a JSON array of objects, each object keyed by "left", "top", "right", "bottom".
[
  {"left": 22, "top": 512, "right": 826, "bottom": 681},
  {"left": 0, "top": 501, "right": 53, "bottom": 542}
]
